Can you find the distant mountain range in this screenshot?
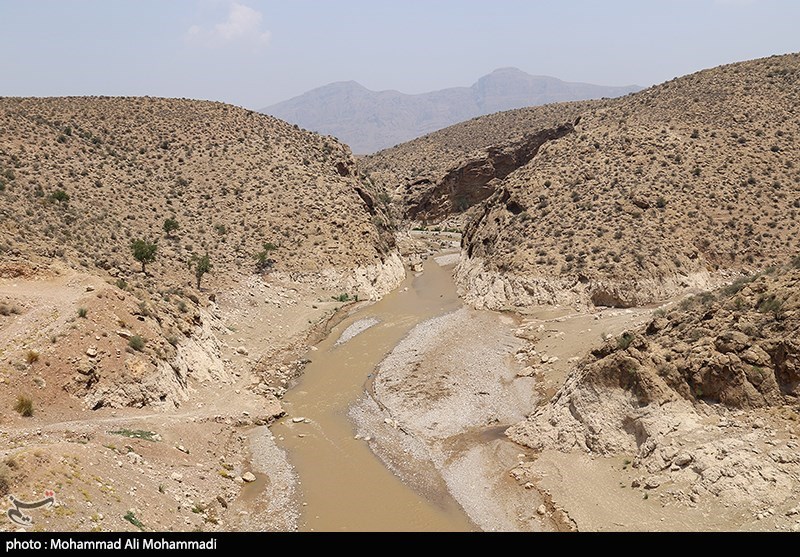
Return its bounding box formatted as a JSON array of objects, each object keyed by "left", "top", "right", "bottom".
[{"left": 261, "top": 68, "right": 642, "bottom": 154}]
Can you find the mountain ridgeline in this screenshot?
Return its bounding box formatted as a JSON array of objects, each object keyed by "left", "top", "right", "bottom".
[{"left": 262, "top": 68, "right": 641, "bottom": 154}]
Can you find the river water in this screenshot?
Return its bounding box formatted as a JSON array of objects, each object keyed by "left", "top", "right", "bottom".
[{"left": 272, "top": 253, "right": 476, "bottom": 531}]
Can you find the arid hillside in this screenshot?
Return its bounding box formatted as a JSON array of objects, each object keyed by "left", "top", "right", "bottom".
[
  {"left": 366, "top": 53, "right": 800, "bottom": 310},
  {"left": 0, "top": 97, "right": 397, "bottom": 284}
]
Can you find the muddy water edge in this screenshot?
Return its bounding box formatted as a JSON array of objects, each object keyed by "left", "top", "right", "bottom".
[{"left": 271, "top": 252, "right": 479, "bottom": 531}]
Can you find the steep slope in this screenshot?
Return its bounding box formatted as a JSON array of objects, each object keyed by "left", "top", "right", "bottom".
[
  {"left": 0, "top": 97, "right": 399, "bottom": 291},
  {"left": 263, "top": 69, "right": 640, "bottom": 154},
  {"left": 369, "top": 53, "right": 800, "bottom": 310}
]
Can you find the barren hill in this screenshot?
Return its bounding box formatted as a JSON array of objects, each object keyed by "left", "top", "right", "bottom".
[
  {"left": 263, "top": 68, "right": 640, "bottom": 154},
  {"left": 366, "top": 53, "right": 800, "bottom": 310}
]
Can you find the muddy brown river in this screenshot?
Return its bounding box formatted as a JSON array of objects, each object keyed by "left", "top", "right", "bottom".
[{"left": 273, "top": 253, "right": 476, "bottom": 531}]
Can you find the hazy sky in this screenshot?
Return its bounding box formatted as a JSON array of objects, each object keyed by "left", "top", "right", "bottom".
[{"left": 1, "top": 0, "right": 798, "bottom": 109}]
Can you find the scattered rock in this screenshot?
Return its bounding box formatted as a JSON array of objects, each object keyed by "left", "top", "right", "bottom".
[
  {"left": 536, "top": 504, "right": 547, "bottom": 516},
  {"left": 516, "top": 367, "right": 535, "bottom": 377},
  {"left": 86, "top": 346, "right": 98, "bottom": 358},
  {"left": 673, "top": 452, "right": 693, "bottom": 467},
  {"left": 126, "top": 452, "right": 144, "bottom": 465},
  {"left": 170, "top": 472, "right": 183, "bottom": 483},
  {"left": 236, "top": 346, "right": 249, "bottom": 356},
  {"left": 242, "top": 472, "right": 257, "bottom": 483},
  {"left": 644, "top": 477, "right": 661, "bottom": 489}
]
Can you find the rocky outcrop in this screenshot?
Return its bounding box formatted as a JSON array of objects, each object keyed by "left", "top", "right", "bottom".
[
  {"left": 404, "top": 123, "right": 575, "bottom": 222},
  {"left": 79, "top": 309, "right": 229, "bottom": 409},
  {"left": 456, "top": 254, "right": 716, "bottom": 310},
  {"left": 508, "top": 264, "right": 800, "bottom": 510},
  {"left": 377, "top": 53, "right": 800, "bottom": 312},
  {"left": 274, "top": 251, "right": 406, "bottom": 301}
]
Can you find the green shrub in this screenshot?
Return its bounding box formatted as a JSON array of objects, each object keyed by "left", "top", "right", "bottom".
[
  {"left": 189, "top": 253, "right": 212, "bottom": 289},
  {"left": 255, "top": 242, "right": 278, "bottom": 271},
  {"left": 722, "top": 274, "right": 758, "bottom": 297},
  {"left": 130, "top": 239, "right": 157, "bottom": 273},
  {"left": 49, "top": 189, "right": 69, "bottom": 204},
  {"left": 123, "top": 511, "right": 144, "bottom": 530},
  {"left": 14, "top": 395, "right": 33, "bottom": 417},
  {"left": 25, "top": 350, "right": 39, "bottom": 364},
  {"left": 78, "top": 307, "right": 88, "bottom": 318},
  {"left": 128, "top": 335, "right": 145, "bottom": 352},
  {"left": 110, "top": 429, "right": 158, "bottom": 442},
  {"left": 617, "top": 332, "right": 635, "bottom": 350},
  {"left": 757, "top": 295, "right": 783, "bottom": 316},
  {"left": 163, "top": 218, "right": 179, "bottom": 237}
]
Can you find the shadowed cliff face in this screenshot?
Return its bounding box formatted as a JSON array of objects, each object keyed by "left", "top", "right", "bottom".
[{"left": 404, "top": 123, "right": 576, "bottom": 222}]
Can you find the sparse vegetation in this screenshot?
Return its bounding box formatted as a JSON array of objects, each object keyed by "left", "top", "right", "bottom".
[
  {"left": 78, "top": 307, "right": 88, "bottom": 318},
  {"left": 128, "top": 335, "right": 145, "bottom": 352},
  {"left": 0, "top": 465, "right": 9, "bottom": 496},
  {"left": 617, "top": 332, "right": 635, "bottom": 350},
  {"left": 14, "top": 395, "right": 34, "bottom": 417},
  {"left": 189, "top": 253, "right": 212, "bottom": 289},
  {"left": 255, "top": 242, "right": 278, "bottom": 271},
  {"left": 130, "top": 239, "right": 157, "bottom": 274},
  {"left": 49, "top": 189, "right": 69, "bottom": 204},
  {"left": 25, "top": 350, "right": 39, "bottom": 364},
  {"left": 757, "top": 294, "right": 783, "bottom": 316},
  {"left": 110, "top": 429, "right": 159, "bottom": 442},
  {"left": 163, "top": 217, "right": 179, "bottom": 237},
  {"left": 123, "top": 511, "right": 144, "bottom": 530}
]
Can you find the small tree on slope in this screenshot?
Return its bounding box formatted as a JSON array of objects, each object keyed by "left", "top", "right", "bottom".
[
  {"left": 131, "top": 239, "right": 157, "bottom": 274},
  {"left": 189, "top": 253, "right": 212, "bottom": 290}
]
